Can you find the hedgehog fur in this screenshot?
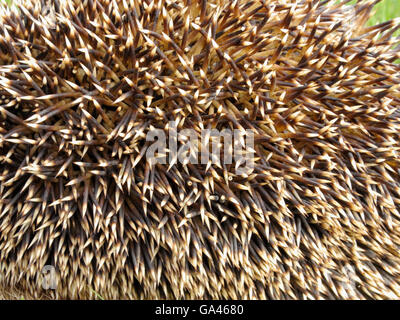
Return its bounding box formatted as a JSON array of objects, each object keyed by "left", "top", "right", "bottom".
[{"left": 0, "top": 0, "right": 400, "bottom": 299}]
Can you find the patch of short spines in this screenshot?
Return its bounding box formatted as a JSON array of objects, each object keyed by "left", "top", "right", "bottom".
[{"left": 0, "top": 0, "right": 399, "bottom": 299}]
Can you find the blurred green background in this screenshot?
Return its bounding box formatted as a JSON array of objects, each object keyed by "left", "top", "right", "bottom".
[{"left": 367, "top": 0, "right": 400, "bottom": 26}]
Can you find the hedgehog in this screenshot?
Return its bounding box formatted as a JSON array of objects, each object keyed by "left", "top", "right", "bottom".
[{"left": 0, "top": 0, "right": 399, "bottom": 300}]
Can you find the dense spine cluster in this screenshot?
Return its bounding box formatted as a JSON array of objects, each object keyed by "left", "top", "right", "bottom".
[{"left": 0, "top": 0, "right": 400, "bottom": 299}]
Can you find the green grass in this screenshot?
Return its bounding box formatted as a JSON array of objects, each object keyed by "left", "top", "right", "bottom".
[
  {"left": 368, "top": 0, "right": 400, "bottom": 26},
  {"left": 342, "top": 0, "right": 400, "bottom": 34}
]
